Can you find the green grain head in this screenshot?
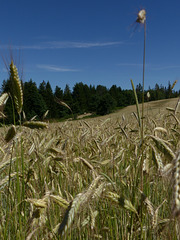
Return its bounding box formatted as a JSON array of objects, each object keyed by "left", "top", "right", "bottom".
[{"left": 9, "top": 60, "right": 23, "bottom": 115}]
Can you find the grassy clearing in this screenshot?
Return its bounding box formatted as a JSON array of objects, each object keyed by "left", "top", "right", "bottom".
[{"left": 0, "top": 97, "right": 179, "bottom": 239}]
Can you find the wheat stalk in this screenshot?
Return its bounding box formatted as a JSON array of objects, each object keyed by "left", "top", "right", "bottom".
[
  {"left": 173, "top": 151, "right": 180, "bottom": 217},
  {"left": 175, "top": 97, "right": 180, "bottom": 115},
  {"left": 130, "top": 80, "right": 141, "bottom": 128}
]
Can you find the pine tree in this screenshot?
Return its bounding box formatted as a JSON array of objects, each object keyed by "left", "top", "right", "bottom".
[
  {"left": 23, "top": 79, "right": 47, "bottom": 120},
  {"left": 38, "top": 81, "right": 55, "bottom": 118},
  {"left": 54, "top": 86, "right": 65, "bottom": 118},
  {"left": 63, "top": 84, "right": 73, "bottom": 116},
  {"left": 96, "top": 93, "right": 116, "bottom": 115},
  {"left": 72, "top": 82, "right": 87, "bottom": 113}
]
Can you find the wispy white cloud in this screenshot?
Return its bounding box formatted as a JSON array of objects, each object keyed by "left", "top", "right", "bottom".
[
  {"left": 37, "top": 64, "right": 81, "bottom": 72},
  {"left": 150, "top": 65, "right": 180, "bottom": 70},
  {"left": 45, "top": 41, "right": 123, "bottom": 49},
  {"left": 0, "top": 41, "right": 123, "bottom": 50}
]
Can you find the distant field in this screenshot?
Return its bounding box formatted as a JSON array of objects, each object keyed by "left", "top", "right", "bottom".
[
  {"left": 96, "top": 97, "right": 179, "bottom": 119},
  {"left": 0, "top": 97, "right": 179, "bottom": 239}
]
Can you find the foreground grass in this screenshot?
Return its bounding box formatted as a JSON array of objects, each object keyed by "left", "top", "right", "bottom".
[{"left": 0, "top": 98, "right": 179, "bottom": 239}]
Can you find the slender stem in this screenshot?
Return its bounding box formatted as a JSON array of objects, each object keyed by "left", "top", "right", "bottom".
[
  {"left": 10, "top": 93, "right": 16, "bottom": 125},
  {"left": 141, "top": 20, "right": 146, "bottom": 192},
  {"left": 140, "top": 21, "right": 146, "bottom": 239},
  {"left": 142, "top": 20, "right": 146, "bottom": 140}
]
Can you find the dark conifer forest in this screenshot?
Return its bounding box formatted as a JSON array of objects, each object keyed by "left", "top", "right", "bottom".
[{"left": 1, "top": 78, "right": 179, "bottom": 123}]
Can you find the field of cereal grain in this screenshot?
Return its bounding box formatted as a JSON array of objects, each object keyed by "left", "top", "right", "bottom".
[{"left": 0, "top": 97, "right": 179, "bottom": 239}]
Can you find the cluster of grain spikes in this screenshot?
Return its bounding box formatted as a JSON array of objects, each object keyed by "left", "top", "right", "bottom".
[{"left": 57, "top": 176, "right": 104, "bottom": 237}]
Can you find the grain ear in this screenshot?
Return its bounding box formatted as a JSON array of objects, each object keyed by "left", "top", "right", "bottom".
[
  {"left": 0, "top": 93, "right": 9, "bottom": 117},
  {"left": 9, "top": 60, "right": 23, "bottom": 115}
]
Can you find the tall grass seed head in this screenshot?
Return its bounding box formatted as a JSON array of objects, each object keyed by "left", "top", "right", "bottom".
[{"left": 136, "top": 9, "right": 146, "bottom": 24}]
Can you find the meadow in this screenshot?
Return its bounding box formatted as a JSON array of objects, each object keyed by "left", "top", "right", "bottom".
[{"left": 0, "top": 95, "right": 179, "bottom": 239}]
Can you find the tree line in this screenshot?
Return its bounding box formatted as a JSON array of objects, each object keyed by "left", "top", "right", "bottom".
[{"left": 1, "top": 79, "right": 179, "bottom": 123}]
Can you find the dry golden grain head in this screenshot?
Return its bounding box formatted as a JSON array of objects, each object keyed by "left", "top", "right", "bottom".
[
  {"left": 150, "top": 135, "right": 175, "bottom": 160},
  {"left": 0, "top": 93, "right": 9, "bottom": 117},
  {"left": 26, "top": 198, "right": 47, "bottom": 208},
  {"left": 58, "top": 194, "right": 81, "bottom": 236},
  {"left": 151, "top": 145, "right": 164, "bottom": 172},
  {"left": 50, "top": 195, "right": 69, "bottom": 208},
  {"left": 9, "top": 60, "right": 23, "bottom": 114},
  {"left": 0, "top": 112, "right": 6, "bottom": 119},
  {"left": 58, "top": 176, "right": 101, "bottom": 237},
  {"left": 140, "top": 190, "right": 155, "bottom": 219},
  {"left": 0, "top": 93, "right": 9, "bottom": 107},
  {"left": 79, "top": 157, "right": 94, "bottom": 171},
  {"left": 136, "top": 9, "right": 146, "bottom": 24},
  {"left": 0, "top": 172, "right": 17, "bottom": 190}
]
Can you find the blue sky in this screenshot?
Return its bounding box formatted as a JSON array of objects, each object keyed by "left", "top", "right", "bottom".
[{"left": 0, "top": 0, "right": 180, "bottom": 92}]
